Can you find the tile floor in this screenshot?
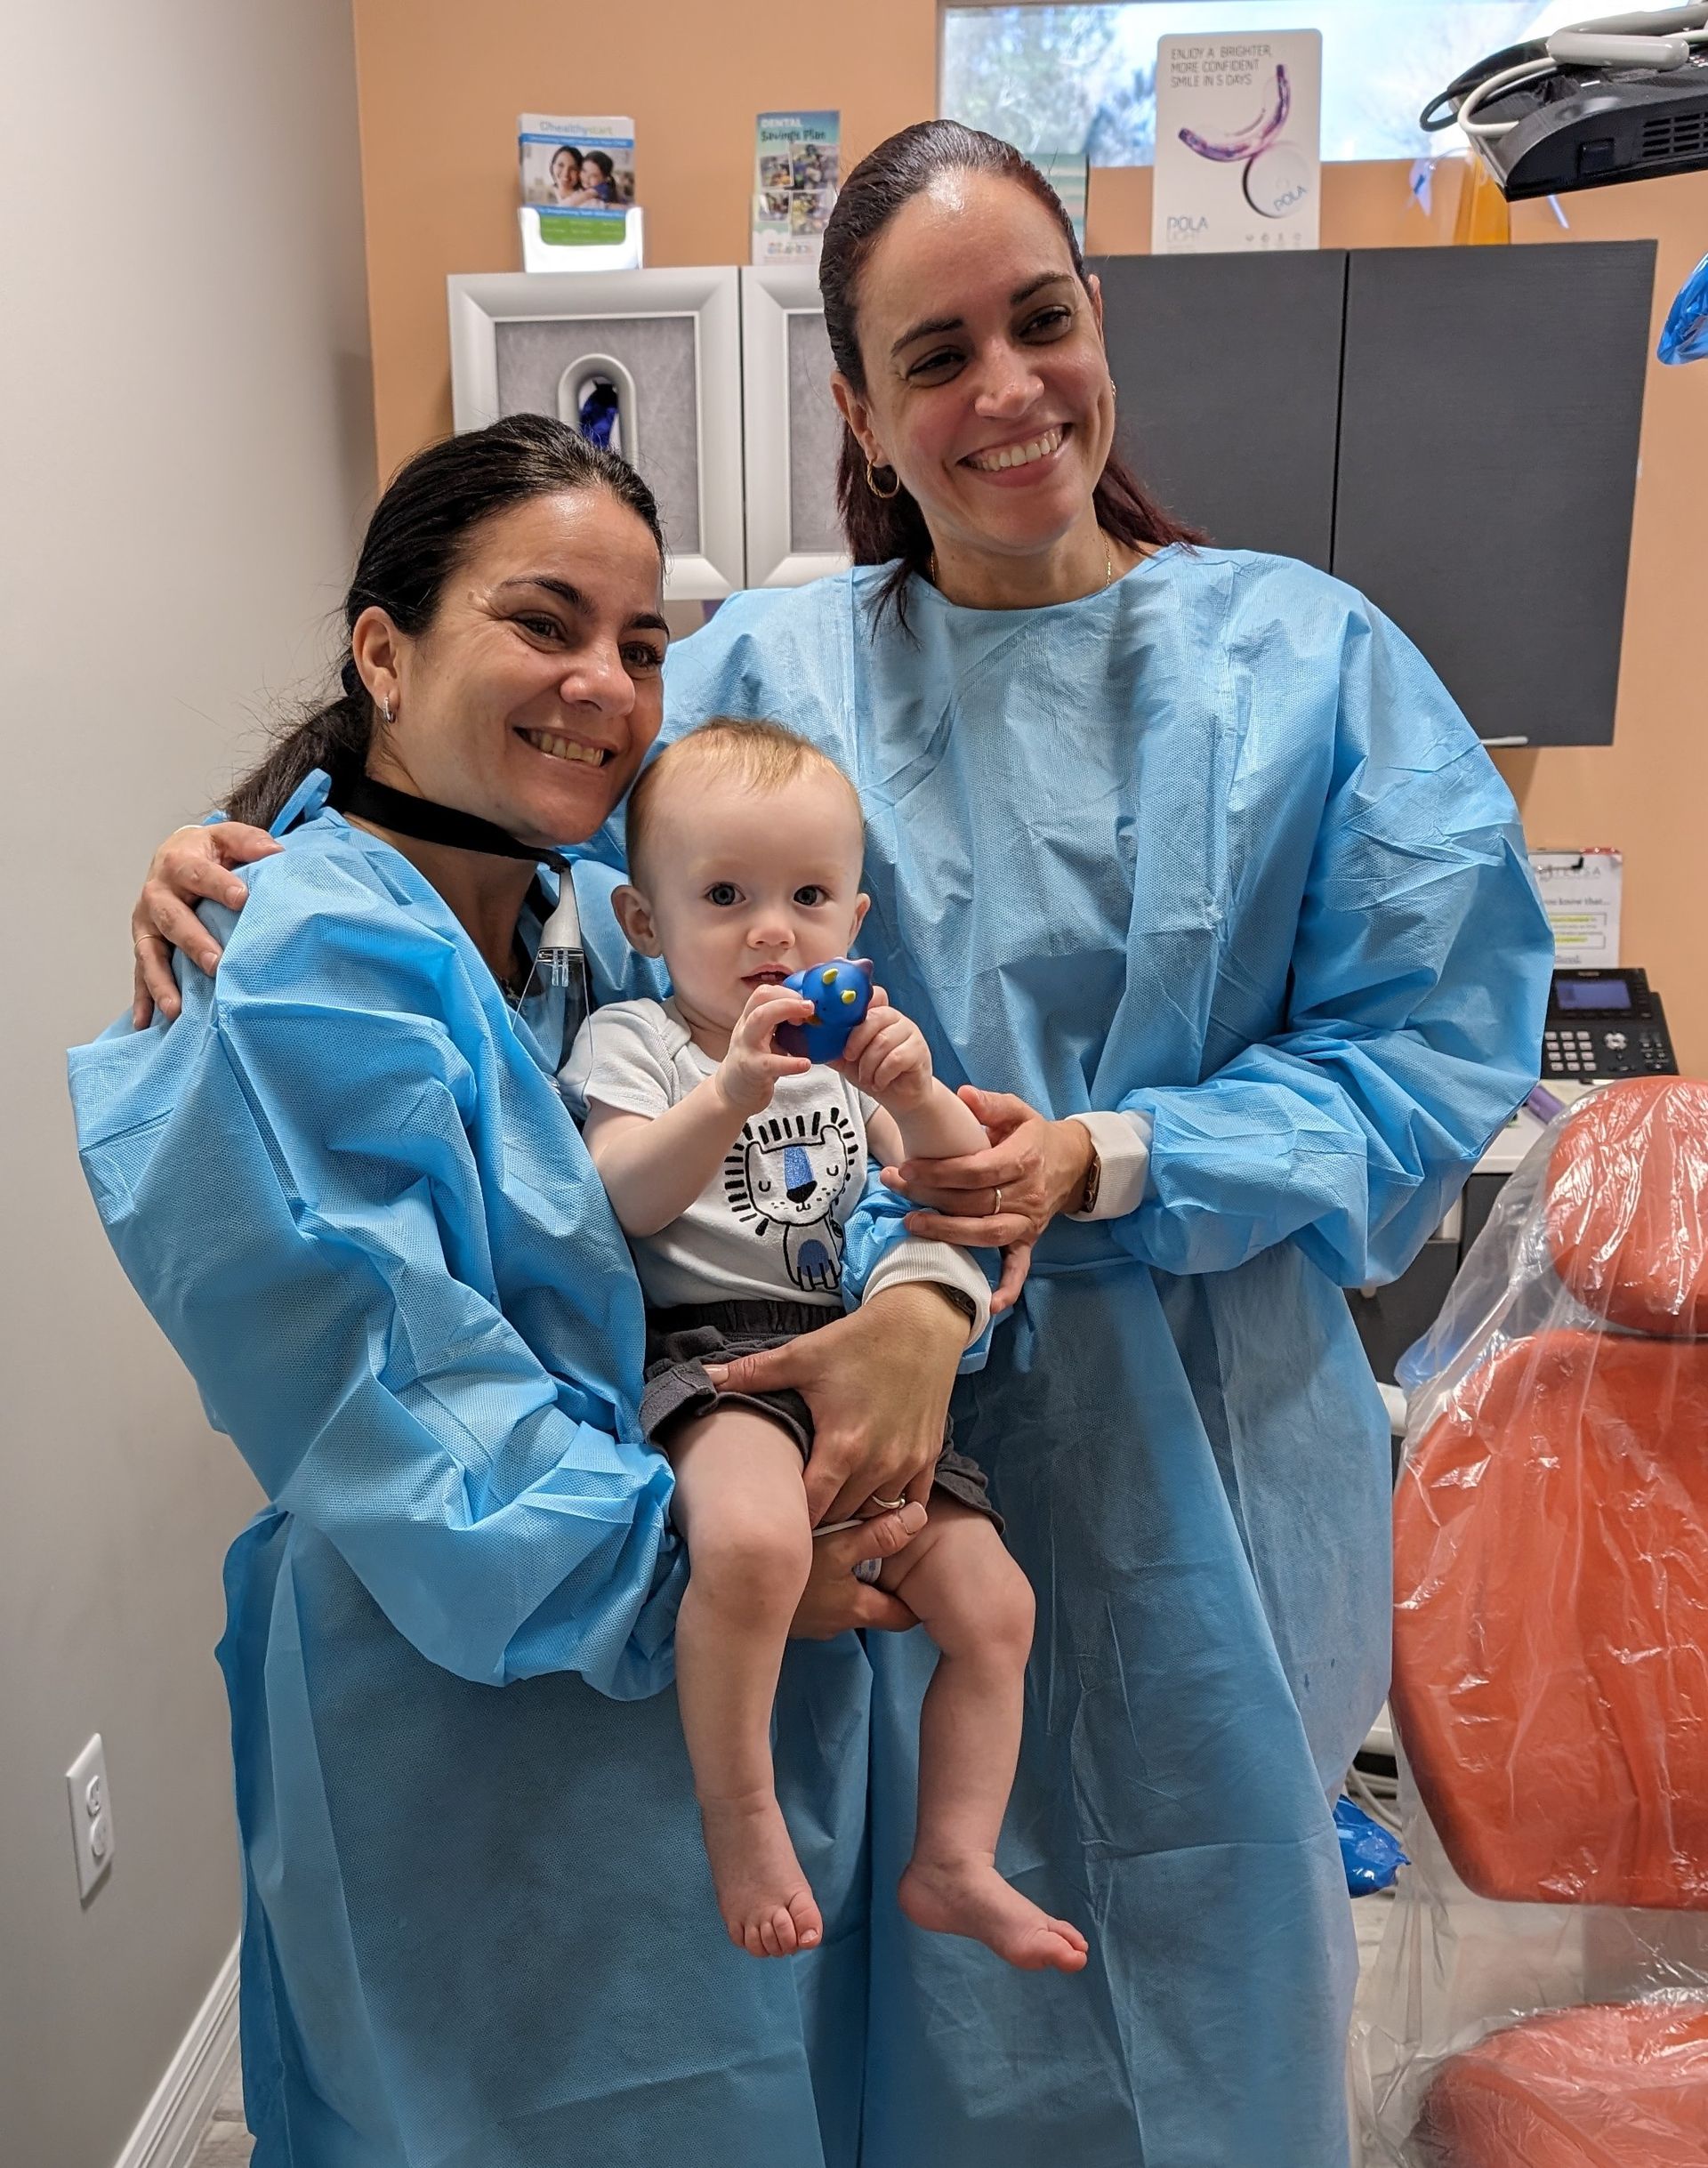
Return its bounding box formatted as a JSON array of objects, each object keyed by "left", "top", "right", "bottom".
[
  {"left": 189, "top": 2063, "right": 252, "bottom": 2165},
  {"left": 186, "top": 1891, "right": 1400, "bottom": 2164}
]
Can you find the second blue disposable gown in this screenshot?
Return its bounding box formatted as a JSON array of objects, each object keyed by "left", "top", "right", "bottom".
[{"left": 632, "top": 547, "right": 1553, "bottom": 2166}]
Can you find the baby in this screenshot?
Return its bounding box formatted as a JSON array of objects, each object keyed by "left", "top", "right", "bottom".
[{"left": 565, "top": 719, "right": 1087, "bottom": 1974}]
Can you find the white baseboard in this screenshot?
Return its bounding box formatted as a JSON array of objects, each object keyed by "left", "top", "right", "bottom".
[{"left": 113, "top": 1941, "right": 241, "bottom": 2168}]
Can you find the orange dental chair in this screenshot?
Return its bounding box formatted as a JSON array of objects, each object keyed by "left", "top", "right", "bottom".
[{"left": 1387, "top": 1078, "right": 1708, "bottom": 2166}]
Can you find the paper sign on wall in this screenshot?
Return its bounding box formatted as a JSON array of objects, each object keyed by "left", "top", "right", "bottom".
[
  {"left": 1152, "top": 30, "right": 1321, "bottom": 255},
  {"left": 1529, "top": 849, "right": 1623, "bottom": 967},
  {"left": 753, "top": 111, "right": 841, "bottom": 266}
]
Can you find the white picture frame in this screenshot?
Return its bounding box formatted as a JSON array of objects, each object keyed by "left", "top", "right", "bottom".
[
  {"left": 447, "top": 267, "right": 745, "bottom": 600},
  {"left": 740, "top": 267, "right": 851, "bottom": 589}
]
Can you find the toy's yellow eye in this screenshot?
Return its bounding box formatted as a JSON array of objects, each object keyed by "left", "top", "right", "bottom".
[
  {"left": 823, "top": 967, "right": 839, "bottom": 985},
  {"left": 842, "top": 988, "right": 857, "bottom": 1004}
]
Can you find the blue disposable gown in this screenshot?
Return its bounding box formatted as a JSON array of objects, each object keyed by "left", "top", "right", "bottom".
[
  {"left": 68, "top": 782, "right": 923, "bottom": 2167},
  {"left": 628, "top": 547, "right": 1553, "bottom": 2165}
]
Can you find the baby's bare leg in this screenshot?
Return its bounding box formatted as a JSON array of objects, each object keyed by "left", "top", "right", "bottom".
[
  {"left": 880, "top": 1503, "right": 1089, "bottom": 1973},
  {"left": 669, "top": 1407, "right": 819, "bottom": 1958}
]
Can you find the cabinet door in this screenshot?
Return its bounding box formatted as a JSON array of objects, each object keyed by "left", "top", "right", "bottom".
[
  {"left": 447, "top": 267, "right": 745, "bottom": 600},
  {"left": 1093, "top": 251, "right": 1348, "bottom": 568},
  {"left": 740, "top": 268, "right": 850, "bottom": 587},
  {"left": 1333, "top": 243, "right": 1653, "bottom": 747}
]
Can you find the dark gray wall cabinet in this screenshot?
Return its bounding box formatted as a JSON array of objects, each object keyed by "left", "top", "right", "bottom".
[{"left": 1092, "top": 242, "right": 1655, "bottom": 747}]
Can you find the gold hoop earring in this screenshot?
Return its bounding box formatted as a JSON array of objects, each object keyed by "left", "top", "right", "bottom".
[{"left": 866, "top": 458, "right": 900, "bottom": 501}]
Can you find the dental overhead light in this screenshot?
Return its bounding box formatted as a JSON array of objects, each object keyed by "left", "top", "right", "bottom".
[{"left": 1423, "top": 7, "right": 1708, "bottom": 198}]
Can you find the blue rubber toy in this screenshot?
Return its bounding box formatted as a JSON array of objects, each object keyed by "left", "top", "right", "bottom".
[{"left": 776, "top": 956, "right": 874, "bottom": 1062}]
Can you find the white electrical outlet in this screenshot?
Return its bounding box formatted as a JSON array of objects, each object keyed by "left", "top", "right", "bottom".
[{"left": 66, "top": 1734, "right": 115, "bottom": 1899}]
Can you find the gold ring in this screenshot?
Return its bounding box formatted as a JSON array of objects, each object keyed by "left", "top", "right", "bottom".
[{"left": 868, "top": 1494, "right": 908, "bottom": 1513}]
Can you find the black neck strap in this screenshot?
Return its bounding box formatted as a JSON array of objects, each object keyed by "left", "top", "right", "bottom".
[{"left": 329, "top": 771, "right": 568, "bottom": 874}]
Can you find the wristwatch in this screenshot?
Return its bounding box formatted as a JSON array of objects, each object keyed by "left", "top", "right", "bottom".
[
  {"left": 934, "top": 1285, "right": 979, "bottom": 1326},
  {"left": 1076, "top": 1135, "right": 1102, "bottom": 1217}
]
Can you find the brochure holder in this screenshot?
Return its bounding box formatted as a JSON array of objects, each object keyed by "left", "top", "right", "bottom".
[{"left": 519, "top": 206, "right": 645, "bottom": 275}]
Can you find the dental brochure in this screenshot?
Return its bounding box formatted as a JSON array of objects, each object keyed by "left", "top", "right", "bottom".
[
  {"left": 1152, "top": 30, "right": 1321, "bottom": 255},
  {"left": 753, "top": 110, "right": 840, "bottom": 266},
  {"left": 519, "top": 115, "right": 638, "bottom": 253}
]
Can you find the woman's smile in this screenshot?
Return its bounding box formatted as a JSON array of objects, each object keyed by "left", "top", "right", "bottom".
[
  {"left": 962, "top": 423, "right": 1070, "bottom": 480},
  {"left": 517, "top": 727, "right": 615, "bottom": 767}
]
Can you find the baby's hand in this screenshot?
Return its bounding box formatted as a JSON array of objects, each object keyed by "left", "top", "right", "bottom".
[
  {"left": 714, "top": 985, "right": 813, "bottom": 1117},
  {"left": 834, "top": 1002, "right": 934, "bottom": 1115}
]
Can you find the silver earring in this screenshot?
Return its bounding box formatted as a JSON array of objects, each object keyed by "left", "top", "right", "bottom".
[{"left": 380, "top": 697, "right": 393, "bottom": 724}]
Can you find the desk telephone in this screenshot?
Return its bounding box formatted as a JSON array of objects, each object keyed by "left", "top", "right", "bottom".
[{"left": 1543, "top": 968, "right": 1678, "bottom": 1081}]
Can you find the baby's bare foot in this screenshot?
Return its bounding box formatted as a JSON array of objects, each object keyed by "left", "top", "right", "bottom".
[
  {"left": 898, "top": 1856, "right": 1090, "bottom": 1973},
  {"left": 698, "top": 1792, "right": 823, "bottom": 1958}
]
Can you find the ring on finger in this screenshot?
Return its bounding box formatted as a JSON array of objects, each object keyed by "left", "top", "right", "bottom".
[
  {"left": 992, "top": 1185, "right": 1003, "bottom": 1217},
  {"left": 867, "top": 1493, "right": 908, "bottom": 1513}
]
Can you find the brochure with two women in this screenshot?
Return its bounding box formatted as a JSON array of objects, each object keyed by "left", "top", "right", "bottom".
[{"left": 520, "top": 113, "right": 637, "bottom": 248}]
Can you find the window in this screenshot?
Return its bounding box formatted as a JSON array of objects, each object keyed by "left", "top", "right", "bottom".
[{"left": 941, "top": 2, "right": 1595, "bottom": 165}]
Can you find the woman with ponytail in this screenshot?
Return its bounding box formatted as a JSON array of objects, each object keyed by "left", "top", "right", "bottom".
[
  {"left": 72, "top": 413, "right": 975, "bottom": 2167},
  {"left": 120, "top": 125, "right": 1551, "bottom": 2164}
]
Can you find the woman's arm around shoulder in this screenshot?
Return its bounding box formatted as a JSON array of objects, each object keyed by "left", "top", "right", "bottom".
[{"left": 130, "top": 817, "right": 282, "bottom": 1025}]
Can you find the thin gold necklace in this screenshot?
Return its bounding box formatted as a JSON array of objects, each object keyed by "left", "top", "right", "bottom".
[{"left": 931, "top": 534, "right": 1116, "bottom": 597}]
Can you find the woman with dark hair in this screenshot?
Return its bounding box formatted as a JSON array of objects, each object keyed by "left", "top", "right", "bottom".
[
  {"left": 124, "top": 125, "right": 1551, "bottom": 2164},
  {"left": 651, "top": 124, "right": 1549, "bottom": 2164},
  {"left": 578, "top": 148, "right": 618, "bottom": 202},
  {"left": 548, "top": 141, "right": 584, "bottom": 202},
  {"left": 72, "top": 414, "right": 984, "bottom": 2166}
]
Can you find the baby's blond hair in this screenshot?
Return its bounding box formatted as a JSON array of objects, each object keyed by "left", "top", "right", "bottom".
[{"left": 624, "top": 718, "right": 862, "bottom": 889}]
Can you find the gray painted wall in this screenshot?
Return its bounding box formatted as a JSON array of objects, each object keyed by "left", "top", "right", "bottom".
[{"left": 0, "top": 4, "right": 375, "bottom": 2162}]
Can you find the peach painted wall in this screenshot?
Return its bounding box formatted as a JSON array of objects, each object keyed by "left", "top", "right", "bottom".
[
  {"left": 350, "top": 1, "right": 1706, "bottom": 1067},
  {"left": 349, "top": 0, "right": 939, "bottom": 479}
]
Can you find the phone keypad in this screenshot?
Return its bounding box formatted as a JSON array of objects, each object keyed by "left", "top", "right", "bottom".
[
  {"left": 1543, "top": 1028, "right": 1599, "bottom": 1075},
  {"left": 1543, "top": 1025, "right": 1674, "bottom": 1078}
]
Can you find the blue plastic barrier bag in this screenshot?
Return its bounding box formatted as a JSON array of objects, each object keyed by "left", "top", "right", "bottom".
[
  {"left": 1337, "top": 1795, "right": 1407, "bottom": 1895},
  {"left": 1659, "top": 250, "right": 1708, "bottom": 366}
]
